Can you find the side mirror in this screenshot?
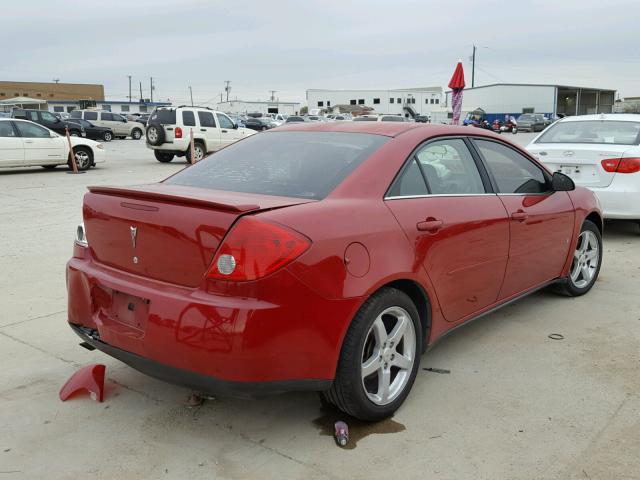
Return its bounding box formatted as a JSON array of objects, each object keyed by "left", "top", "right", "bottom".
[
  {"left": 551, "top": 171, "right": 575, "bottom": 191},
  {"left": 50, "top": 132, "right": 57, "bottom": 138},
  {"left": 232, "top": 122, "right": 238, "bottom": 129}
]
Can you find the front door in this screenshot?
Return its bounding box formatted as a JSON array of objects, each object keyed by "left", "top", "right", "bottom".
[
  {"left": 385, "top": 138, "right": 510, "bottom": 322},
  {"left": 472, "top": 138, "right": 575, "bottom": 299},
  {"left": 14, "top": 121, "right": 66, "bottom": 165},
  {"left": 216, "top": 113, "right": 241, "bottom": 149},
  {"left": 0, "top": 121, "right": 24, "bottom": 166}
]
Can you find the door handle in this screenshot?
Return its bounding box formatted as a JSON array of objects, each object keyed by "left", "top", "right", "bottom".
[
  {"left": 416, "top": 218, "right": 443, "bottom": 232},
  {"left": 24, "top": 140, "right": 34, "bottom": 144},
  {"left": 221, "top": 129, "right": 228, "bottom": 133},
  {"left": 200, "top": 129, "right": 207, "bottom": 132},
  {"left": 511, "top": 210, "right": 529, "bottom": 221}
]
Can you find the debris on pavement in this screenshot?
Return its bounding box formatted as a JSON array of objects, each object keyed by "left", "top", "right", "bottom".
[
  {"left": 59, "top": 364, "right": 106, "bottom": 403},
  {"left": 423, "top": 367, "right": 451, "bottom": 374},
  {"left": 334, "top": 421, "right": 349, "bottom": 447},
  {"left": 548, "top": 333, "right": 564, "bottom": 340}
]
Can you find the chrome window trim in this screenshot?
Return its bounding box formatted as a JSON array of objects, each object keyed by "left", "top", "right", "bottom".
[{"left": 384, "top": 193, "right": 497, "bottom": 200}]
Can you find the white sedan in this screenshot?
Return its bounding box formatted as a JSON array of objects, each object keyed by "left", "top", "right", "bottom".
[
  {"left": 527, "top": 114, "right": 640, "bottom": 221},
  {"left": 0, "top": 118, "right": 106, "bottom": 171}
]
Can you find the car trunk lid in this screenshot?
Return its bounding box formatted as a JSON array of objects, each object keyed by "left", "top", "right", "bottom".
[
  {"left": 528, "top": 143, "right": 630, "bottom": 187},
  {"left": 83, "top": 184, "right": 314, "bottom": 287}
]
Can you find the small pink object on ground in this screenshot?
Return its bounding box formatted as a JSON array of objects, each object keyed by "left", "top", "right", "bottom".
[{"left": 59, "top": 364, "right": 106, "bottom": 402}]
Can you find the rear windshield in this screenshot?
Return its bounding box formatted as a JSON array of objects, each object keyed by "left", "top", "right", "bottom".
[
  {"left": 149, "top": 109, "right": 177, "bottom": 125},
  {"left": 165, "top": 131, "right": 388, "bottom": 200},
  {"left": 535, "top": 120, "right": 640, "bottom": 145}
]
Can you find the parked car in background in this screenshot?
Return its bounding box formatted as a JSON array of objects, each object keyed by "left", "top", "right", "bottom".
[
  {"left": 517, "top": 113, "right": 549, "bottom": 132},
  {"left": 415, "top": 115, "right": 430, "bottom": 123},
  {"left": 67, "top": 118, "right": 114, "bottom": 142},
  {"left": 228, "top": 115, "right": 246, "bottom": 128},
  {"left": 353, "top": 115, "right": 379, "bottom": 122},
  {"left": 244, "top": 117, "right": 276, "bottom": 131},
  {"left": 12, "top": 109, "right": 86, "bottom": 137},
  {"left": 379, "top": 115, "right": 407, "bottom": 122},
  {"left": 271, "top": 114, "right": 289, "bottom": 126},
  {"left": 145, "top": 106, "right": 255, "bottom": 163},
  {"left": 0, "top": 118, "right": 105, "bottom": 171},
  {"left": 134, "top": 114, "right": 150, "bottom": 126},
  {"left": 306, "top": 115, "right": 324, "bottom": 122},
  {"left": 70, "top": 110, "right": 144, "bottom": 139},
  {"left": 67, "top": 122, "right": 602, "bottom": 422},
  {"left": 527, "top": 114, "right": 640, "bottom": 223},
  {"left": 53, "top": 112, "right": 70, "bottom": 120},
  {"left": 285, "top": 116, "right": 307, "bottom": 123}
]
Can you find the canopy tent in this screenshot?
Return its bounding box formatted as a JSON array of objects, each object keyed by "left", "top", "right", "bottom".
[{"left": 0, "top": 96, "right": 48, "bottom": 109}]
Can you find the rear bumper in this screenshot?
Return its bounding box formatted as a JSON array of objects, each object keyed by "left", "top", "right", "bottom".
[
  {"left": 66, "top": 246, "right": 362, "bottom": 391},
  {"left": 590, "top": 182, "right": 640, "bottom": 220},
  {"left": 70, "top": 324, "right": 331, "bottom": 397}
]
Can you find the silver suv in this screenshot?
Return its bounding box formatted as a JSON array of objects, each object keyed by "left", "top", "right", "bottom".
[
  {"left": 69, "top": 110, "right": 144, "bottom": 139},
  {"left": 145, "top": 106, "right": 256, "bottom": 163}
]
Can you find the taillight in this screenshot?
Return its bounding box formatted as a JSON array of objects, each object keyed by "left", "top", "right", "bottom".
[
  {"left": 207, "top": 217, "right": 310, "bottom": 281},
  {"left": 601, "top": 157, "right": 640, "bottom": 174},
  {"left": 175, "top": 127, "right": 182, "bottom": 138}
]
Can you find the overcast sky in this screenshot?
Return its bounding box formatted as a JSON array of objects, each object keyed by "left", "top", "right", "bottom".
[{"left": 2, "top": 0, "right": 638, "bottom": 105}]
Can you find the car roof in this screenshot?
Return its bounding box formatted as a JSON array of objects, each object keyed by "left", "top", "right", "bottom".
[
  {"left": 558, "top": 114, "right": 640, "bottom": 123},
  {"left": 270, "top": 122, "right": 492, "bottom": 138}
]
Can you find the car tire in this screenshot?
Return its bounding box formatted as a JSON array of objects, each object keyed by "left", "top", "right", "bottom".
[
  {"left": 146, "top": 124, "right": 165, "bottom": 145},
  {"left": 185, "top": 142, "right": 206, "bottom": 163},
  {"left": 69, "top": 146, "right": 92, "bottom": 171},
  {"left": 512, "top": 128, "right": 517, "bottom": 134},
  {"left": 103, "top": 131, "right": 113, "bottom": 142},
  {"left": 131, "top": 128, "right": 143, "bottom": 140},
  {"left": 154, "top": 151, "right": 174, "bottom": 163},
  {"left": 554, "top": 220, "right": 602, "bottom": 297},
  {"left": 70, "top": 130, "right": 81, "bottom": 137},
  {"left": 321, "top": 287, "right": 422, "bottom": 421}
]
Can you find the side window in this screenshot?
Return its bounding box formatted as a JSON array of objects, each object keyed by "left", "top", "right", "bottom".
[
  {"left": 415, "top": 139, "right": 486, "bottom": 194},
  {"left": 198, "top": 111, "right": 216, "bottom": 128},
  {"left": 182, "top": 111, "right": 196, "bottom": 127},
  {"left": 28, "top": 111, "right": 39, "bottom": 121},
  {"left": 388, "top": 159, "right": 428, "bottom": 197},
  {"left": 101, "top": 112, "right": 114, "bottom": 121},
  {"left": 216, "top": 113, "right": 234, "bottom": 129},
  {"left": 70, "top": 110, "right": 82, "bottom": 119},
  {"left": 474, "top": 139, "right": 549, "bottom": 194},
  {"left": 84, "top": 111, "right": 98, "bottom": 121},
  {"left": 41, "top": 112, "right": 58, "bottom": 123},
  {"left": 15, "top": 121, "right": 50, "bottom": 138},
  {"left": 0, "top": 122, "right": 16, "bottom": 137}
]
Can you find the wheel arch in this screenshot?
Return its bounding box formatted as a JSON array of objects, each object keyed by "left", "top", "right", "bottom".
[{"left": 585, "top": 210, "right": 603, "bottom": 235}]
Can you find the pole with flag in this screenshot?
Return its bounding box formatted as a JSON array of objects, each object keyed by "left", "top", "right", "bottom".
[{"left": 448, "top": 61, "right": 466, "bottom": 125}]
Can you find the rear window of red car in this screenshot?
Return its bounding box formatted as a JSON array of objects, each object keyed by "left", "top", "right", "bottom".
[{"left": 165, "top": 131, "right": 388, "bottom": 199}]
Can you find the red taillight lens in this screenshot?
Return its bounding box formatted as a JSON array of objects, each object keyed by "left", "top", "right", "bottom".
[
  {"left": 175, "top": 127, "right": 183, "bottom": 139},
  {"left": 207, "top": 217, "right": 311, "bottom": 281},
  {"left": 601, "top": 157, "right": 640, "bottom": 174}
]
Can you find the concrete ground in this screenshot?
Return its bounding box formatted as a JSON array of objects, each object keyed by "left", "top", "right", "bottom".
[{"left": 1, "top": 133, "right": 639, "bottom": 480}]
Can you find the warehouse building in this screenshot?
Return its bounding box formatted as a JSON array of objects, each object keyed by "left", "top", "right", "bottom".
[
  {"left": 217, "top": 99, "right": 301, "bottom": 115},
  {"left": 438, "top": 83, "right": 616, "bottom": 123},
  {"left": 0, "top": 81, "right": 104, "bottom": 102},
  {"left": 47, "top": 99, "right": 171, "bottom": 115},
  {"left": 306, "top": 87, "right": 442, "bottom": 117}
]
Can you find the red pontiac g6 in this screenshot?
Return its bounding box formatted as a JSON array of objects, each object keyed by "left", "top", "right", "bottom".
[{"left": 67, "top": 122, "right": 603, "bottom": 420}]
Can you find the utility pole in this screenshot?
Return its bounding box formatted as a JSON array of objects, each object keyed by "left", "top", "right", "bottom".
[
  {"left": 269, "top": 90, "right": 277, "bottom": 102},
  {"left": 471, "top": 44, "right": 476, "bottom": 88},
  {"left": 224, "top": 80, "right": 231, "bottom": 101},
  {"left": 189, "top": 86, "right": 194, "bottom": 106},
  {"left": 150, "top": 77, "right": 154, "bottom": 103},
  {"left": 127, "top": 75, "right": 132, "bottom": 103},
  {"left": 139, "top": 81, "right": 143, "bottom": 101}
]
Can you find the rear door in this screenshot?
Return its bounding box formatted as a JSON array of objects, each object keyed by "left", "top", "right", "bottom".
[
  {"left": 39, "top": 111, "right": 65, "bottom": 135},
  {"left": 0, "top": 121, "right": 24, "bottom": 166},
  {"left": 472, "top": 138, "right": 574, "bottom": 299},
  {"left": 197, "top": 111, "right": 221, "bottom": 151},
  {"left": 216, "top": 113, "right": 242, "bottom": 149},
  {"left": 14, "top": 121, "right": 65, "bottom": 165},
  {"left": 385, "top": 137, "right": 509, "bottom": 322}
]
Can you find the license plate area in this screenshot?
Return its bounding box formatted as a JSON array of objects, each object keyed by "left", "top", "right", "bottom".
[
  {"left": 559, "top": 164, "right": 581, "bottom": 176},
  {"left": 109, "top": 291, "right": 150, "bottom": 332}
]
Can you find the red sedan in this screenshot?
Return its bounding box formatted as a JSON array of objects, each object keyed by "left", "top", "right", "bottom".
[{"left": 67, "top": 122, "right": 603, "bottom": 420}]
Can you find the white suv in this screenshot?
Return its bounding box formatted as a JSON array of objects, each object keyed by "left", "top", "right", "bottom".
[{"left": 145, "top": 106, "right": 256, "bottom": 163}]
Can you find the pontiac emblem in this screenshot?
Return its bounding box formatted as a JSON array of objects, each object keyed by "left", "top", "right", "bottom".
[{"left": 130, "top": 226, "right": 138, "bottom": 248}]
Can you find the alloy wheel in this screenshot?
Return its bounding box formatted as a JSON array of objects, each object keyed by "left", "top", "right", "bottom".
[
  {"left": 74, "top": 150, "right": 91, "bottom": 169},
  {"left": 570, "top": 230, "right": 599, "bottom": 288},
  {"left": 361, "top": 306, "right": 416, "bottom": 405}
]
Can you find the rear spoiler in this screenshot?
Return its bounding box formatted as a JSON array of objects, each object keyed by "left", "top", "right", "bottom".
[{"left": 87, "top": 185, "right": 260, "bottom": 213}]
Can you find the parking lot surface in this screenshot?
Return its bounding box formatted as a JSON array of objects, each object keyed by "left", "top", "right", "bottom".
[{"left": 1, "top": 133, "right": 639, "bottom": 479}]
